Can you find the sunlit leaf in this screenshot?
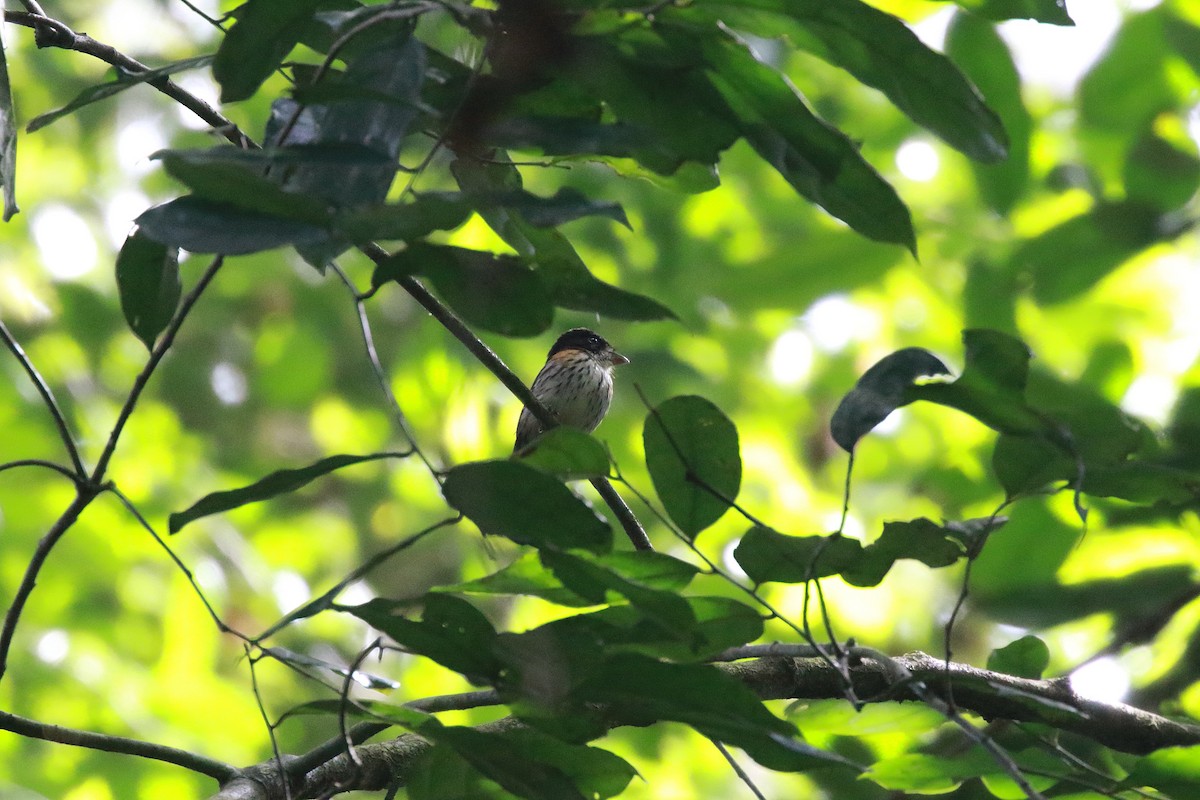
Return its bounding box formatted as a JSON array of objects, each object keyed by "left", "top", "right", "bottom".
[
  {"left": 169, "top": 452, "right": 401, "bottom": 533},
  {"left": 987, "top": 635, "right": 1050, "bottom": 679},
  {"left": 442, "top": 460, "right": 613, "bottom": 553},
  {"left": 1122, "top": 745, "right": 1200, "bottom": 797},
  {"left": 734, "top": 528, "right": 864, "bottom": 584},
  {"left": 643, "top": 395, "right": 742, "bottom": 538},
  {"left": 515, "top": 427, "right": 611, "bottom": 480},
  {"left": 115, "top": 229, "right": 180, "bottom": 351}
]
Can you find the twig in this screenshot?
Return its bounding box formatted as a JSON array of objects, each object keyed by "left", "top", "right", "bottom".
[
  {"left": 248, "top": 645, "right": 294, "bottom": 800},
  {"left": 0, "top": 319, "right": 86, "bottom": 476},
  {"left": 0, "top": 708, "right": 238, "bottom": 782},
  {"left": 712, "top": 739, "right": 767, "bottom": 800},
  {"left": 92, "top": 255, "right": 224, "bottom": 480},
  {"left": 0, "top": 458, "right": 82, "bottom": 481}
]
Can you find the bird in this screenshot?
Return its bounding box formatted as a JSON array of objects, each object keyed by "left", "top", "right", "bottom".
[{"left": 514, "top": 328, "right": 629, "bottom": 452}]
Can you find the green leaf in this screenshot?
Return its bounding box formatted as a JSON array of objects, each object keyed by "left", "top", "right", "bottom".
[
  {"left": 213, "top": 0, "right": 325, "bottom": 102},
  {"left": 689, "top": 0, "right": 1009, "bottom": 163},
  {"left": 260, "top": 646, "right": 400, "bottom": 690},
  {"left": 346, "top": 594, "right": 502, "bottom": 685},
  {"left": 482, "top": 188, "right": 630, "bottom": 229},
  {"left": 734, "top": 527, "right": 864, "bottom": 584},
  {"left": 689, "top": 27, "right": 916, "bottom": 253},
  {"left": 987, "top": 635, "right": 1050, "bottom": 679},
  {"left": 865, "top": 750, "right": 997, "bottom": 793},
  {"left": 841, "top": 517, "right": 1000, "bottom": 587},
  {"left": 0, "top": 32, "right": 17, "bottom": 221},
  {"left": 514, "top": 428, "right": 611, "bottom": 480},
  {"left": 136, "top": 196, "right": 330, "bottom": 255},
  {"left": 1123, "top": 745, "right": 1200, "bottom": 797},
  {"left": 115, "top": 230, "right": 180, "bottom": 351},
  {"left": 482, "top": 116, "right": 652, "bottom": 161},
  {"left": 334, "top": 193, "right": 473, "bottom": 243},
  {"left": 643, "top": 395, "right": 742, "bottom": 538},
  {"left": 26, "top": 55, "right": 215, "bottom": 133},
  {"left": 946, "top": 12, "right": 1032, "bottom": 214},
  {"left": 277, "top": 699, "right": 432, "bottom": 728},
  {"left": 541, "top": 550, "right": 697, "bottom": 633},
  {"left": 450, "top": 155, "right": 675, "bottom": 321},
  {"left": 169, "top": 452, "right": 400, "bottom": 533},
  {"left": 442, "top": 460, "right": 613, "bottom": 553},
  {"left": 1124, "top": 126, "right": 1200, "bottom": 211},
  {"left": 952, "top": 0, "right": 1073, "bottom": 24},
  {"left": 830, "top": 347, "right": 952, "bottom": 451},
  {"left": 1079, "top": 9, "right": 1175, "bottom": 135},
  {"left": 373, "top": 243, "right": 553, "bottom": 337}
]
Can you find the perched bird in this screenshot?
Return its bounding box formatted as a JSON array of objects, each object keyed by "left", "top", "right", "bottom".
[{"left": 514, "top": 328, "right": 629, "bottom": 452}]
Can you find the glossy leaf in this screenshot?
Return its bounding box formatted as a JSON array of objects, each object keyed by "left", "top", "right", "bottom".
[
  {"left": 830, "top": 347, "right": 952, "bottom": 451},
  {"left": 514, "top": 427, "right": 611, "bottom": 480},
  {"left": 213, "top": 0, "right": 325, "bottom": 102},
  {"left": 691, "top": 27, "right": 916, "bottom": 253},
  {"left": 136, "top": 196, "right": 330, "bottom": 255},
  {"left": 27, "top": 55, "right": 215, "bottom": 133},
  {"left": 987, "top": 635, "right": 1050, "bottom": 679},
  {"left": 347, "top": 594, "right": 502, "bottom": 685},
  {"left": 115, "top": 229, "right": 180, "bottom": 351},
  {"left": 169, "top": 452, "right": 400, "bottom": 533},
  {"left": 373, "top": 243, "right": 553, "bottom": 337},
  {"left": 643, "top": 395, "right": 742, "bottom": 538},
  {"left": 442, "top": 460, "right": 612, "bottom": 553}
]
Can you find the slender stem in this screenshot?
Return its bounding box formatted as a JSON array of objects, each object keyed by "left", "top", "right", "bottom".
[
  {"left": 0, "top": 487, "right": 99, "bottom": 682},
  {"left": 92, "top": 255, "right": 224, "bottom": 481},
  {"left": 0, "top": 709, "right": 238, "bottom": 782},
  {"left": 0, "top": 459, "right": 81, "bottom": 481},
  {"left": 0, "top": 319, "right": 86, "bottom": 476}
]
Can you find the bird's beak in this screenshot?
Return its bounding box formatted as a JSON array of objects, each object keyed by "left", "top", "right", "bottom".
[{"left": 610, "top": 351, "right": 630, "bottom": 366}]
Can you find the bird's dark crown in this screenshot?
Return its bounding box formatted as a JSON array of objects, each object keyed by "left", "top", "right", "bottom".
[{"left": 547, "top": 328, "right": 611, "bottom": 358}]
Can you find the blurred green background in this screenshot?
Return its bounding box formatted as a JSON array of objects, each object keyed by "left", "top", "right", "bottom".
[{"left": 3, "top": 0, "right": 1200, "bottom": 797}]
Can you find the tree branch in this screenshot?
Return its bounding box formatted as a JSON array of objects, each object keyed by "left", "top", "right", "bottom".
[{"left": 207, "top": 651, "right": 1200, "bottom": 799}]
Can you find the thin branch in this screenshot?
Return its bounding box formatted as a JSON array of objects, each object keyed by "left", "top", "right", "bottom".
[
  {"left": 0, "top": 486, "right": 100, "bottom": 682},
  {"left": 3, "top": 11, "right": 250, "bottom": 146},
  {"left": 92, "top": 255, "right": 224, "bottom": 481},
  {"left": 0, "top": 319, "right": 87, "bottom": 476},
  {"left": 248, "top": 646, "right": 295, "bottom": 800},
  {"left": 0, "top": 708, "right": 238, "bottom": 782},
  {"left": 712, "top": 739, "right": 767, "bottom": 800},
  {"left": 0, "top": 458, "right": 82, "bottom": 481}
]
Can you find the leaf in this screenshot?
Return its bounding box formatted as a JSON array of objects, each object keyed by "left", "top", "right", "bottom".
[
  {"left": 482, "top": 188, "right": 630, "bottom": 229},
  {"left": 260, "top": 646, "right": 400, "bottom": 689},
  {"left": 136, "top": 196, "right": 330, "bottom": 255},
  {"left": 0, "top": 30, "right": 18, "bottom": 220},
  {"left": 734, "top": 527, "right": 864, "bottom": 584},
  {"left": 346, "top": 594, "right": 502, "bottom": 685},
  {"left": 1124, "top": 126, "right": 1200, "bottom": 211},
  {"left": 277, "top": 699, "right": 432, "bottom": 728},
  {"left": 115, "top": 229, "right": 180, "bottom": 351},
  {"left": 946, "top": 12, "right": 1033, "bottom": 214},
  {"left": 643, "top": 395, "right": 742, "bottom": 538},
  {"left": 441, "top": 460, "right": 613, "bottom": 553},
  {"left": 1122, "top": 745, "right": 1200, "bottom": 797},
  {"left": 687, "top": 0, "right": 1009, "bottom": 163},
  {"left": 690, "top": 27, "right": 916, "bottom": 253},
  {"left": 334, "top": 192, "right": 472, "bottom": 243},
  {"left": 373, "top": 243, "right": 554, "bottom": 337},
  {"left": 865, "top": 750, "right": 997, "bottom": 793},
  {"left": 840, "top": 517, "right": 998, "bottom": 587},
  {"left": 169, "top": 452, "right": 400, "bottom": 533},
  {"left": 213, "top": 0, "right": 325, "bottom": 102},
  {"left": 951, "top": 0, "right": 1073, "bottom": 24},
  {"left": 541, "top": 550, "right": 697, "bottom": 633},
  {"left": 830, "top": 347, "right": 952, "bottom": 451},
  {"left": 987, "top": 635, "right": 1050, "bottom": 679},
  {"left": 26, "top": 55, "right": 215, "bottom": 133},
  {"left": 515, "top": 428, "right": 611, "bottom": 480}
]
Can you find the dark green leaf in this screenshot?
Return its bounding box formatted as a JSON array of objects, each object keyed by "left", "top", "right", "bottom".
[
  {"left": 643, "top": 395, "right": 742, "bottom": 537},
  {"left": 1122, "top": 745, "right": 1200, "bottom": 797},
  {"left": 841, "top": 517, "right": 1001, "bottom": 587},
  {"left": 952, "top": 0, "right": 1073, "bottom": 24},
  {"left": 334, "top": 193, "right": 472, "bottom": 243},
  {"left": 830, "top": 347, "right": 951, "bottom": 451},
  {"left": 347, "top": 594, "right": 502, "bottom": 684},
  {"left": 492, "top": 187, "right": 629, "bottom": 229},
  {"left": 541, "top": 550, "right": 696, "bottom": 633},
  {"left": 992, "top": 434, "right": 1072, "bottom": 498},
  {"left": 688, "top": 0, "right": 1009, "bottom": 163},
  {"left": 169, "top": 452, "right": 400, "bottom": 533},
  {"left": 514, "top": 428, "right": 610, "bottom": 480},
  {"left": 734, "top": 527, "right": 864, "bottom": 585},
  {"left": 277, "top": 699, "right": 432, "bottom": 728},
  {"left": 451, "top": 156, "right": 675, "bottom": 321},
  {"left": 260, "top": 646, "right": 400, "bottom": 690},
  {"left": 689, "top": 27, "right": 916, "bottom": 252},
  {"left": 373, "top": 243, "right": 553, "bottom": 337},
  {"left": 213, "top": 0, "right": 325, "bottom": 102},
  {"left": 482, "top": 116, "right": 651, "bottom": 160},
  {"left": 0, "top": 28, "right": 16, "bottom": 220},
  {"left": 115, "top": 229, "right": 180, "bottom": 351},
  {"left": 136, "top": 196, "right": 330, "bottom": 255},
  {"left": 27, "top": 55, "right": 215, "bottom": 133},
  {"left": 987, "top": 635, "right": 1050, "bottom": 679},
  {"left": 442, "top": 460, "right": 612, "bottom": 553},
  {"left": 1124, "top": 127, "right": 1200, "bottom": 211},
  {"left": 1080, "top": 10, "right": 1175, "bottom": 134},
  {"left": 946, "top": 13, "right": 1032, "bottom": 213}
]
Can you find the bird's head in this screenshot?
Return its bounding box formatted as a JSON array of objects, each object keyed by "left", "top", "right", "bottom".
[{"left": 548, "top": 328, "right": 629, "bottom": 368}]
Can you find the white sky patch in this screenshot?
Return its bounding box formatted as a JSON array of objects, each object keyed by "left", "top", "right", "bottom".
[
  {"left": 1000, "top": 0, "right": 1122, "bottom": 96},
  {"left": 35, "top": 629, "right": 70, "bottom": 665},
  {"left": 804, "top": 295, "right": 879, "bottom": 354},
  {"left": 32, "top": 204, "right": 99, "bottom": 280},
  {"left": 175, "top": 73, "right": 223, "bottom": 130},
  {"left": 1122, "top": 374, "right": 1178, "bottom": 424},
  {"left": 104, "top": 189, "right": 151, "bottom": 247},
  {"left": 896, "top": 138, "right": 941, "bottom": 182},
  {"left": 116, "top": 115, "right": 168, "bottom": 176},
  {"left": 1070, "top": 656, "right": 1131, "bottom": 704},
  {"left": 273, "top": 570, "right": 311, "bottom": 613},
  {"left": 722, "top": 538, "right": 748, "bottom": 580},
  {"left": 211, "top": 361, "right": 248, "bottom": 406},
  {"left": 768, "top": 329, "right": 815, "bottom": 387}
]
